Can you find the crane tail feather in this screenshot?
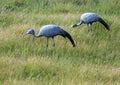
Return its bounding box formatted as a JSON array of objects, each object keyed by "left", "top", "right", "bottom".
[
  {"left": 98, "top": 18, "right": 110, "bottom": 31},
  {"left": 62, "top": 30, "right": 76, "bottom": 47}
]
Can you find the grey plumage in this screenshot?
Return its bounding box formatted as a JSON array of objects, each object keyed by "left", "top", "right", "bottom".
[
  {"left": 71, "top": 12, "right": 110, "bottom": 31},
  {"left": 26, "top": 24, "right": 76, "bottom": 50}
]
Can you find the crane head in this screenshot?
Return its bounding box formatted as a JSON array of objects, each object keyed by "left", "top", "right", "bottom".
[
  {"left": 26, "top": 29, "right": 35, "bottom": 35},
  {"left": 71, "top": 24, "right": 78, "bottom": 28}
]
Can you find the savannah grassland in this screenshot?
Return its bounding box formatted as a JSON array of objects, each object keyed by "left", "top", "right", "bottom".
[{"left": 0, "top": 0, "right": 120, "bottom": 85}]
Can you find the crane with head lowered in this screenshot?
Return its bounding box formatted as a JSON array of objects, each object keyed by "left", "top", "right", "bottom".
[
  {"left": 71, "top": 12, "right": 110, "bottom": 32},
  {"left": 26, "top": 24, "right": 76, "bottom": 51}
]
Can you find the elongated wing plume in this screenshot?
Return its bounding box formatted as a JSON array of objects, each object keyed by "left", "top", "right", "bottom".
[
  {"left": 61, "top": 30, "right": 76, "bottom": 47},
  {"left": 98, "top": 18, "right": 110, "bottom": 31}
]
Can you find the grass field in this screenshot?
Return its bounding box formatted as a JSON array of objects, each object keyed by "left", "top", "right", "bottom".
[{"left": 0, "top": 0, "right": 120, "bottom": 85}]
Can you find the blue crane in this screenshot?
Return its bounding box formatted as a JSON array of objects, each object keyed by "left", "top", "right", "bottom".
[
  {"left": 71, "top": 12, "right": 110, "bottom": 31},
  {"left": 26, "top": 24, "right": 76, "bottom": 50}
]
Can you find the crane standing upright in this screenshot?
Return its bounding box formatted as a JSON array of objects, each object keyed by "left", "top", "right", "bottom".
[
  {"left": 71, "top": 12, "right": 110, "bottom": 31},
  {"left": 26, "top": 24, "right": 76, "bottom": 51}
]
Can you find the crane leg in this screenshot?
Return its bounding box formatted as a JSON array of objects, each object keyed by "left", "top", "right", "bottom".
[
  {"left": 52, "top": 37, "right": 55, "bottom": 47},
  {"left": 46, "top": 38, "right": 49, "bottom": 52},
  {"left": 87, "top": 24, "right": 92, "bottom": 32},
  {"left": 51, "top": 37, "right": 56, "bottom": 54}
]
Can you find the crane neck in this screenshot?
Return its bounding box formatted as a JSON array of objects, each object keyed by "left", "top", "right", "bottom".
[
  {"left": 33, "top": 34, "right": 38, "bottom": 38},
  {"left": 31, "top": 30, "right": 42, "bottom": 38},
  {"left": 33, "top": 34, "right": 41, "bottom": 38},
  {"left": 77, "top": 21, "right": 83, "bottom": 26}
]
